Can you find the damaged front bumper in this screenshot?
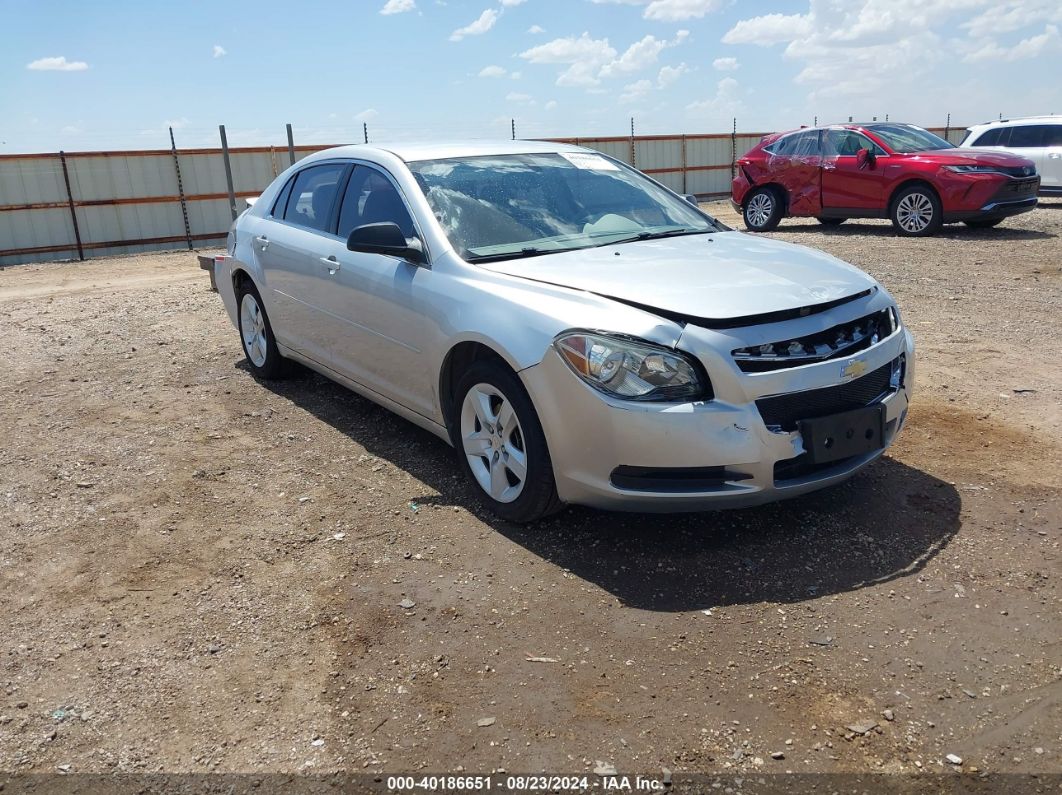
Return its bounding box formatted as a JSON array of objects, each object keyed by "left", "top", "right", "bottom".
[{"left": 522, "top": 292, "right": 915, "bottom": 512}]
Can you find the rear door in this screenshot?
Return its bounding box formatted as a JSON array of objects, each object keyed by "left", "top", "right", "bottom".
[
  {"left": 253, "top": 162, "right": 349, "bottom": 361},
  {"left": 1004, "top": 125, "right": 1049, "bottom": 185},
  {"left": 1039, "top": 125, "right": 1062, "bottom": 190},
  {"left": 820, "top": 129, "right": 889, "bottom": 211},
  {"left": 764, "top": 129, "right": 823, "bottom": 215}
]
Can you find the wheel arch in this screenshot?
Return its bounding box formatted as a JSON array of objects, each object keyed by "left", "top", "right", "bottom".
[
  {"left": 438, "top": 337, "right": 523, "bottom": 442},
  {"left": 745, "top": 182, "right": 788, "bottom": 212},
  {"left": 887, "top": 178, "right": 940, "bottom": 214}
]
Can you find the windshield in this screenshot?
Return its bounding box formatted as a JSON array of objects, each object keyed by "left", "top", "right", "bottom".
[
  {"left": 407, "top": 152, "right": 720, "bottom": 262},
  {"left": 865, "top": 124, "right": 955, "bottom": 153}
]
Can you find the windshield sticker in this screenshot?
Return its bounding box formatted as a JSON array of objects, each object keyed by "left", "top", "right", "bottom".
[{"left": 560, "top": 152, "right": 620, "bottom": 171}]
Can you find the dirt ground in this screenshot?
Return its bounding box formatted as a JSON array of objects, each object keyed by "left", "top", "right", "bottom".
[{"left": 1, "top": 202, "right": 1059, "bottom": 782}]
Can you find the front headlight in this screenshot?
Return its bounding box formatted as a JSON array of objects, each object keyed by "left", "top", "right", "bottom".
[
  {"left": 944, "top": 165, "right": 1003, "bottom": 174},
  {"left": 553, "top": 331, "right": 712, "bottom": 402}
]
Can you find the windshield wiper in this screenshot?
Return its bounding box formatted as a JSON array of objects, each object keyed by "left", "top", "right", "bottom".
[
  {"left": 595, "top": 228, "right": 713, "bottom": 247},
  {"left": 465, "top": 246, "right": 582, "bottom": 264}
]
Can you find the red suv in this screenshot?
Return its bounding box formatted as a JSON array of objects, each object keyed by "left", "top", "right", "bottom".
[{"left": 731, "top": 123, "right": 1039, "bottom": 236}]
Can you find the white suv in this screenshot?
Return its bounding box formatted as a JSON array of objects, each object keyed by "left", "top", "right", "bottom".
[{"left": 961, "top": 116, "right": 1062, "bottom": 196}]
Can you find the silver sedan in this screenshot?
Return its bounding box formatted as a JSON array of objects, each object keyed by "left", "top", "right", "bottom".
[{"left": 210, "top": 140, "right": 915, "bottom": 522}]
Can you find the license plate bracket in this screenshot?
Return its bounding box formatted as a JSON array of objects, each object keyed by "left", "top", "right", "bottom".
[{"left": 798, "top": 404, "right": 886, "bottom": 465}]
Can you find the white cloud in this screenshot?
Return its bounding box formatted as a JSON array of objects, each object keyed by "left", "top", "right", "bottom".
[
  {"left": 686, "top": 76, "right": 742, "bottom": 118},
  {"left": 589, "top": 0, "right": 725, "bottom": 19},
  {"left": 355, "top": 108, "right": 379, "bottom": 122},
  {"left": 712, "top": 56, "right": 738, "bottom": 71},
  {"left": 657, "top": 62, "right": 689, "bottom": 87},
  {"left": 527, "top": 24, "right": 546, "bottom": 34},
  {"left": 26, "top": 56, "right": 88, "bottom": 72},
  {"left": 620, "top": 79, "right": 653, "bottom": 103},
  {"left": 510, "top": 71, "right": 523, "bottom": 79},
  {"left": 962, "top": 0, "right": 1062, "bottom": 39},
  {"left": 506, "top": 91, "right": 534, "bottom": 103},
  {"left": 962, "top": 23, "right": 1060, "bottom": 61},
  {"left": 450, "top": 8, "right": 499, "bottom": 41},
  {"left": 599, "top": 34, "right": 674, "bottom": 78},
  {"left": 500, "top": 0, "right": 526, "bottom": 5},
  {"left": 722, "top": 13, "right": 812, "bottom": 46},
  {"left": 380, "top": 0, "right": 416, "bottom": 14},
  {"left": 643, "top": 0, "right": 727, "bottom": 21},
  {"left": 545, "top": 100, "right": 558, "bottom": 110},
  {"left": 519, "top": 32, "right": 618, "bottom": 87},
  {"left": 478, "top": 64, "right": 508, "bottom": 77},
  {"left": 212, "top": 45, "right": 227, "bottom": 58}
]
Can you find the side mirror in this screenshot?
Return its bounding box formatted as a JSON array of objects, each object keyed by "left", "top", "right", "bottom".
[
  {"left": 683, "top": 193, "right": 700, "bottom": 206},
  {"left": 856, "top": 148, "right": 876, "bottom": 170},
  {"left": 346, "top": 222, "right": 426, "bottom": 264}
]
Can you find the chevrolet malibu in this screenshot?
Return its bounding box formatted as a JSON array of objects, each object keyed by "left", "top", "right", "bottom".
[{"left": 208, "top": 141, "right": 915, "bottom": 522}]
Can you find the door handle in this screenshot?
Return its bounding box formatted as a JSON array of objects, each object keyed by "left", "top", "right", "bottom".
[
  {"left": 320, "top": 256, "right": 341, "bottom": 274},
  {"left": 1049, "top": 152, "right": 1061, "bottom": 159},
  {"left": 255, "top": 235, "right": 269, "bottom": 251},
  {"left": 823, "top": 164, "right": 836, "bottom": 171}
]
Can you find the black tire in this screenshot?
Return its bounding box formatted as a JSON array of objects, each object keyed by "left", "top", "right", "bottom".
[
  {"left": 817, "top": 217, "right": 846, "bottom": 226},
  {"left": 890, "top": 184, "right": 942, "bottom": 237},
  {"left": 235, "top": 280, "right": 292, "bottom": 379},
  {"left": 451, "top": 359, "right": 563, "bottom": 523},
  {"left": 743, "top": 187, "right": 784, "bottom": 232},
  {"left": 964, "top": 218, "right": 1003, "bottom": 229}
]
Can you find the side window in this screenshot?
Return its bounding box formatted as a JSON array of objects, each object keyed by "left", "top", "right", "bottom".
[
  {"left": 972, "top": 128, "right": 1003, "bottom": 146},
  {"left": 791, "top": 130, "right": 822, "bottom": 157},
  {"left": 1046, "top": 126, "right": 1062, "bottom": 147},
  {"left": 282, "top": 163, "right": 347, "bottom": 232},
  {"left": 1007, "top": 125, "right": 1047, "bottom": 148},
  {"left": 271, "top": 177, "right": 295, "bottom": 218},
  {"left": 826, "top": 130, "right": 885, "bottom": 157},
  {"left": 338, "top": 165, "right": 416, "bottom": 240}
]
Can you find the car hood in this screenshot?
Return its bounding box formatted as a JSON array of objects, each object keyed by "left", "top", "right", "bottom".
[
  {"left": 478, "top": 231, "right": 878, "bottom": 324},
  {"left": 906, "top": 148, "right": 1037, "bottom": 169}
]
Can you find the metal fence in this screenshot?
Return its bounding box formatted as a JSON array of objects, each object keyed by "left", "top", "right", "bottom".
[{"left": 0, "top": 125, "right": 968, "bottom": 267}]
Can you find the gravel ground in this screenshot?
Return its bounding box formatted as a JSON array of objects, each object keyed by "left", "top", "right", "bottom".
[{"left": 0, "top": 203, "right": 1059, "bottom": 780}]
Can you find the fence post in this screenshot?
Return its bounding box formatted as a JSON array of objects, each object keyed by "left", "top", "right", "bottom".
[
  {"left": 219, "top": 125, "right": 237, "bottom": 221},
  {"left": 286, "top": 123, "right": 296, "bottom": 166},
  {"left": 363, "top": 122, "right": 368, "bottom": 144},
  {"left": 944, "top": 113, "right": 951, "bottom": 142},
  {"left": 730, "top": 118, "right": 737, "bottom": 179},
  {"left": 511, "top": 118, "right": 516, "bottom": 141},
  {"left": 169, "top": 127, "right": 193, "bottom": 251},
  {"left": 681, "top": 133, "right": 688, "bottom": 194},
  {"left": 629, "top": 117, "right": 636, "bottom": 167},
  {"left": 58, "top": 151, "right": 84, "bottom": 261}
]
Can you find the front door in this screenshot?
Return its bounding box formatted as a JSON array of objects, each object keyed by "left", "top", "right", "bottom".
[
  {"left": 302, "top": 164, "right": 434, "bottom": 418},
  {"left": 820, "top": 129, "right": 888, "bottom": 212}
]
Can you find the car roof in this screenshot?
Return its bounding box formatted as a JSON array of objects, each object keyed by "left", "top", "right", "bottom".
[
  {"left": 968, "top": 115, "right": 1062, "bottom": 130},
  {"left": 300, "top": 139, "right": 591, "bottom": 164}
]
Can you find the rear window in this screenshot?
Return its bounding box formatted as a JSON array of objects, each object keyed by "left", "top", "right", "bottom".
[
  {"left": 971, "top": 128, "right": 1006, "bottom": 146},
  {"left": 764, "top": 130, "right": 821, "bottom": 157},
  {"left": 1007, "top": 125, "right": 1049, "bottom": 148},
  {"left": 282, "top": 163, "right": 347, "bottom": 232}
]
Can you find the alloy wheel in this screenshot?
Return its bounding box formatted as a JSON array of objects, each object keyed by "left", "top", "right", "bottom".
[
  {"left": 460, "top": 383, "right": 528, "bottom": 503},
  {"left": 240, "top": 292, "right": 268, "bottom": 368},
  {"left": 896, "top": 192, "right": 934, "bottom": 233},
  {"left": 746, "top": 192, "right": 774, "bottom": 227}
]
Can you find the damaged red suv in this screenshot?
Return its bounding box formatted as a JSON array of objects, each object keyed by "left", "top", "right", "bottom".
[{"left": 732, "top": 123, "right": 1039, "bottom": 236}]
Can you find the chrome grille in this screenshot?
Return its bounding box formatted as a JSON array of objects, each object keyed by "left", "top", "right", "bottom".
[{"left": 732, "top": 308, "right": 895, "bottom": 373}]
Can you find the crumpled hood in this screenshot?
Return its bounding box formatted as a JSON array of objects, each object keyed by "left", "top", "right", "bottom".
[
  {"left": 479, "top": 231, "right": 878, "bottom": 322},
  {"left": 909, "top": 148, "right": 1037, "bottom": 169}
]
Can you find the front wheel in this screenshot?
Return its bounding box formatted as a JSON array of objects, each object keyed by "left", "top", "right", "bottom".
[
  {"left": 453, "top": 361, "right": 562, "bottom": 523},
  {"left": 890, "top": 185, "right": 942, "bottom": 236},
  {"left": 743, "top": 187, "right": 783, "bottom": 232},
  {"left": 964, "top": 218, "right": 1003, "bottom": 229}
]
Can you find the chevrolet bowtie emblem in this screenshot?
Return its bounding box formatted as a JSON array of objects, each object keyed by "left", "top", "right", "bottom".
[{"left": 841, "top": 359, "right": 868, "bottom": 380}]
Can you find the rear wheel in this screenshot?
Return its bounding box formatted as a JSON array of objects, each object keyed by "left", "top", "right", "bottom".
[
  {"left": 236, "top": 281, "right": 292, "bottom": 379},
  {"left": 817, "top": 217, "right": 846, "bottom": 226},
  {"left": 453, "top": 360, "right": 562, "bottom": 523},
  {"left": 890, "top": 184, "right": 942, "bottom": 236},
  {"left": 964, "top": 218, "right": 1003, "bottom": 229},
  {"left": 743, "top": 187, "right": 783, "bottom": 232}
]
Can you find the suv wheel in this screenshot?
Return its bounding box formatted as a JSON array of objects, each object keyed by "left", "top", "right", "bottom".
[
  {"left": 453, "top": 360, "right": 562, "bottom": 523},
  {"left": 743, "top": 187, "right": 783, "bottom": 232},
  {"left": 236, "top": 281, "right": 292, "bottom": 379},
  {"left": 891, "top": 185, "right": 942, "bottom": 236}
]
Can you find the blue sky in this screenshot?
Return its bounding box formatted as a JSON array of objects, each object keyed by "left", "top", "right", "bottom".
[{"left": 3, "top": 0, "right": 1060, "bottom": 152}]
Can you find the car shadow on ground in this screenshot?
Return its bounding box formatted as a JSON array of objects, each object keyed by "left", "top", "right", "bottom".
[
  {"left": 255, "top": 367, "right": 961, "bottom": 613},
  {"left": 774, "top": 222, "right": 1055, "bottom": 240}
]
